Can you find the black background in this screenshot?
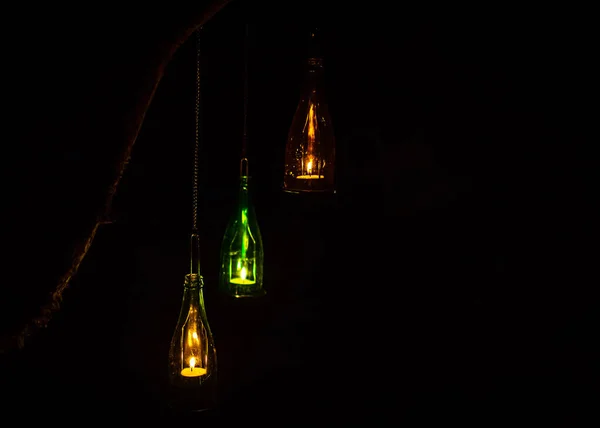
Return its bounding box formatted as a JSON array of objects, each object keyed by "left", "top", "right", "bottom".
[{"left": 0, "top": 1, "right": 597, "bottom": 424}]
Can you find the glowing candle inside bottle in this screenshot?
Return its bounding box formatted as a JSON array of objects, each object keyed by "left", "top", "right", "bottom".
[
  {"left": 230, "top": 263, "right": 255, "bottom": 285},
  {"left": 296, "top": 157, "right": 324, "bottom": 180},
  {"left": 180, "top": 329, "right": 206, "bottom": 377},
  {"left": 296, "top": 158, "right": 323, "bottom": 179},
  {"left": 297, "top": 103, "right": 324, "bottom": 179},
  {"left": 181, "top": 356, "right": 207, "bottom": 377}
]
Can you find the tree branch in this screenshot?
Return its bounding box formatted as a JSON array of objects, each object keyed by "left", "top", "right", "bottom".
[{"left": 0, "top": 0, "right": 233, "bottom": 355}]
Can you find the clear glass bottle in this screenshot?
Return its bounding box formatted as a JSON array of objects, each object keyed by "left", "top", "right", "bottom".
[
  {"left": 283, "top": 28, "right": 336, "bottom": 193},
  {"left": 219, "top": 158, "right": 265, "bottom": 298},
  {"left": 168, "top": 234, "right": 217, "bottom": 413}
]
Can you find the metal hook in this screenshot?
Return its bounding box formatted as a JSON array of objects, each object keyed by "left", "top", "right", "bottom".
[{"left": 240, "top": 157, "right": 249, "bottom": 178}]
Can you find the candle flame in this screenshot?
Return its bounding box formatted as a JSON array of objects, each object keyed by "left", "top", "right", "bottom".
[
  {"left": 307, "top": 159, "right": 313, "bottom": 174},
  {"left": 240, "top": 266, "right": 247, "bottom": 280},
  {"left": 189, "top": 356, "right": 196, "bottom": 370}
]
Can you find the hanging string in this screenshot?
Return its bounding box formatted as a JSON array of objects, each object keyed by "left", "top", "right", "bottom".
[
  {"left": 193, "top": 29, "right": 202, "bottom": 234},
  {"left": 191, "top": 28, "right": 202, "bottom": 276},
  {"left": 241, "top": 23, "right": 249, "bottom": 160}
]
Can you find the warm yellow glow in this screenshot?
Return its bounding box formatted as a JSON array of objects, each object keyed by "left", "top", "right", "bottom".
[
  {"left": 298, "top": 102, "right": 321, "bottom": 179},
  {"left": 230, "top": 278, "right": 256, "bottom": 284},
  {"left": 307, "top": 159, "right": 313, "bottom": 175},
  {"left": 181, "top": 355, "right": 207, "bottom": 377},
  {"left": 296, "top": 175, "right": 324, "bottom": 179},
  {"left": 307, "top": 103, "right": 316, "bottom": 143},
  {"left": 232, "top": 266, "right": 254, "bottom": 284},
  {"left": 298, "top": 155, "right": 323, "bottom": 179},
  {"left": 187, "top": 328, "right": 199, "bottom": 347},
  {"left": 181, "top": 322, "right": 205, "bottom": 377},
  {"left": 230, "top": 260, "right": 256, "bottom": 285}
]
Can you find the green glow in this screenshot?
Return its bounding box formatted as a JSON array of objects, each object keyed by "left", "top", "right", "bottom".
[
  {"left": 219, "top": 175, "right": 265, "bottom": 297},
  {"left": 240, "top": 208, "right": 248, "bottom": 260}
]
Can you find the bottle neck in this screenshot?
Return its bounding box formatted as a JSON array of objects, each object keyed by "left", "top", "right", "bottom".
[
  {"left": 183, "top": 273, "right": 206, "bottom": 309},
  {"left": 238, "top": 175, "right": 250, "bottom": 208},
  {"left": 184, "top": 273, "right": 204, "bottom": 290},
  {"left": 240, "top": 175, "right": 249, "bottom": 189},
  {"left": 303, "top": 58, "right": 325, "bottom": 96},
  {"left": 305, "top": 28, "right": 324, "bottom": 89},
  {"left": 306, "top": 57, "right": 324, "bottom": 76},
  {"left": 307, "top": 28, "right": 322, "bottom": 63}
]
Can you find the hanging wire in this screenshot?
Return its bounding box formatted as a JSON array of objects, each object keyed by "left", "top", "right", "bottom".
[
  {"left": 193, "top": 29, "right": 202, "bottom": 233},
  {"left": 190, "top": 28, "right": 202, "bottom": 276},
  {"left": 241, "top": 23, "right": 249, "bottom": 160}
]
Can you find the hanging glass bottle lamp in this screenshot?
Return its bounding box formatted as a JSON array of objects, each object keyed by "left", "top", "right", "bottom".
[
  {"left": 168, "top": 235, "right": 218, "bottom": 412},
  {"left": 219, "top": 158, "right": 265, "bottom": 298},
  {"left": 283, "top": 28, "right": 336, "bottom": 194},
  {"left": 219, "top": 24, "right": 265, "bottom": 298},
  {"left": 167, "top": 29, "right": 217, "bottom": 413}
]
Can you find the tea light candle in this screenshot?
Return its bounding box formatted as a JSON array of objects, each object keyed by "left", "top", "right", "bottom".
[
  {"left": 181, "top": 357, "right": 206, "bottom": 377},
  {"left": 230, "top": 266, "right": 255, "bottom": 285},
  {"left": 296, "top": 174, "right": 324, "bottom": 179}
]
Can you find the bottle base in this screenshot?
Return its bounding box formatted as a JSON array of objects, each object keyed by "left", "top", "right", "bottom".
[{"left": 166, "top": 381, "right": 218, "bottom": 415}]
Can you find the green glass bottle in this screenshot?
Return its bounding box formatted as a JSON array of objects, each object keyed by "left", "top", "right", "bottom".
[{"left": 219, "top": 158, "right": 265, "bottom": 298}]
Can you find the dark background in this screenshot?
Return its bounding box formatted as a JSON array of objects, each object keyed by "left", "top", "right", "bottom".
[{"left": 1, "top": 1, "right": 597, "bottom": 424}]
